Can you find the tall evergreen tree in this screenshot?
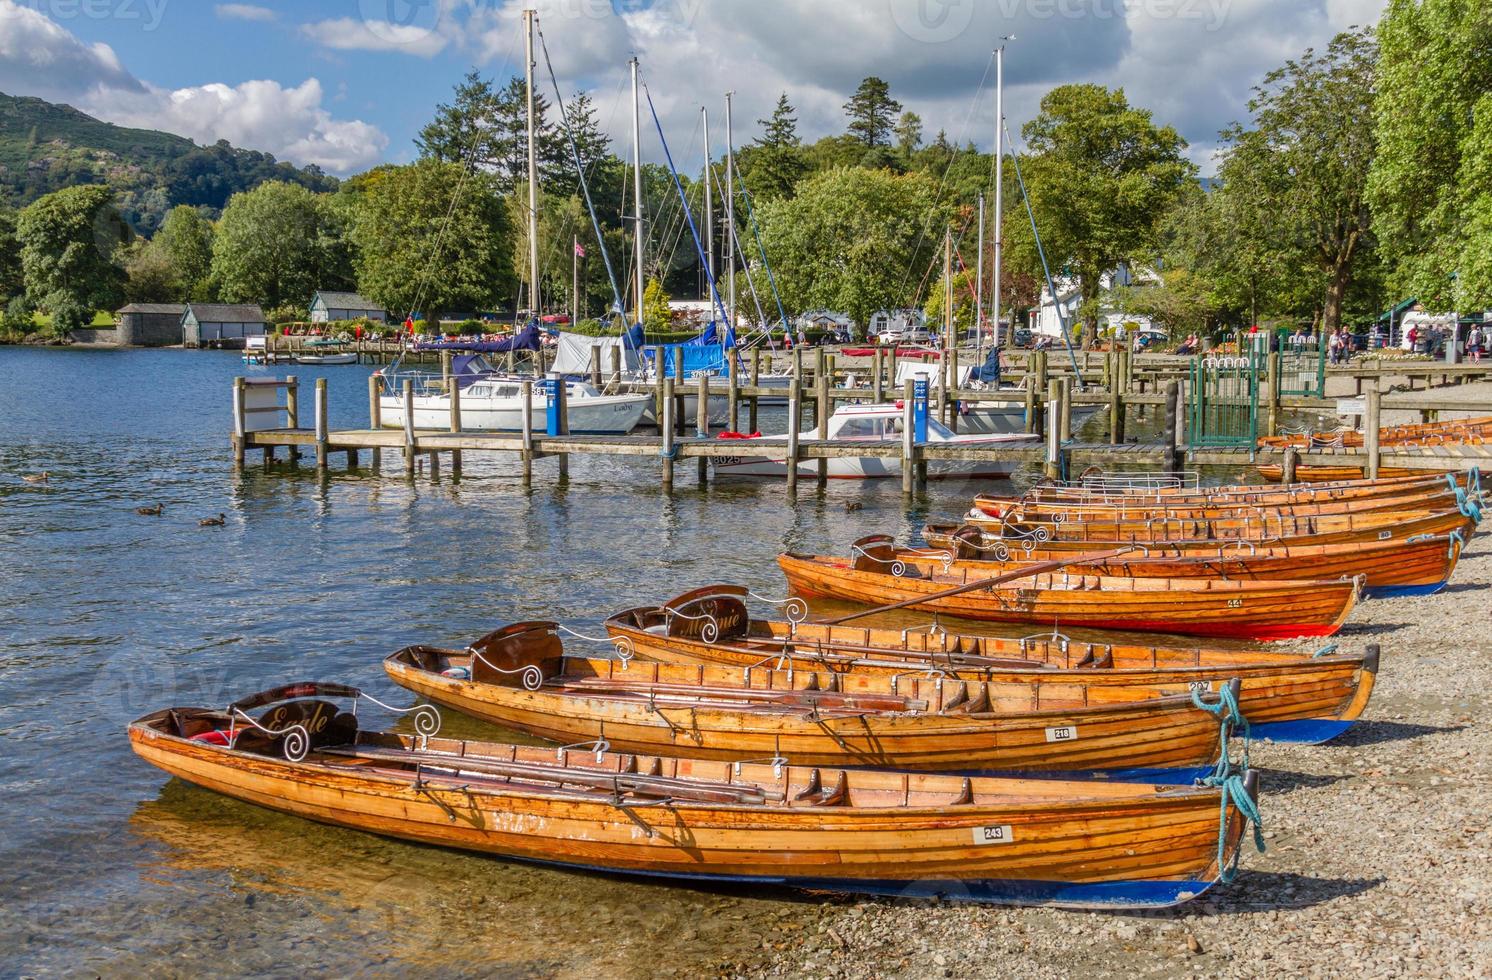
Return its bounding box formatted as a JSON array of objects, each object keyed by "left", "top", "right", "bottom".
[
  {"left": 415, "top": 70, "right": 502, "bottom": 169},
  {"left": 894, "top": 111, "right": 924, "bottom": 157},
  {"left": 745, "top": 93, "right": 808, "bottom": 200},
  {"left": 844, "top": 77, "right": 902, "bottom": 148}
]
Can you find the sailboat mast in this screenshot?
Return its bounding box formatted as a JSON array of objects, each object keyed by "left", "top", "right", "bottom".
[
  {"left": 524, "top": 9, "right": 541, "bottom": 320},
  {"left": 702, "top": 107, "right": 714, "bottom": 298},
  {"left": 630, "top": 58, "right": 645, "bottom": 328},
  {"left": 725, "top": 92, "right": 736, "bottom": 332},
  {"left": 993, "top": 37, "right": 1011, "bottom": 346},
  {"left": 976, "top": 193, "right": 985, "bottom": 349},
  {"left": 944, "top": 229, "right": 954, "bottom": 350}
]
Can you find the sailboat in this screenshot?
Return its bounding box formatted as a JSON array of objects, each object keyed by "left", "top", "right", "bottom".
[{"left": 376, "top": 11, "right": 650, "bottom": 434}]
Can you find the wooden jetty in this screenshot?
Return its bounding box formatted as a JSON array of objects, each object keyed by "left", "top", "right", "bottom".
[{"left": 230, "top": 346, "right": 1492, "bottom": 493}]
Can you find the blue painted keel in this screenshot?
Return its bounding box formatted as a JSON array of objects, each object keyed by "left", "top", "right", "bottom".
[
  {"left": 1363, "top": 581, "right": 1449, "bottom": 599},
  {"left": 1252, "top": 718, "right": 1356, "bottom": 744}
]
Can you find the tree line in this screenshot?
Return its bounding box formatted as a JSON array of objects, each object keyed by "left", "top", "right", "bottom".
[{"left": 2, "top": 1, "right": 1487, "bottom": 343}]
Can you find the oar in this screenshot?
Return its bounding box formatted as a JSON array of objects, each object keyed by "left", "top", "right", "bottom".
[{"left": 816, "top": 546, "right": 1144, "bottom": 626}]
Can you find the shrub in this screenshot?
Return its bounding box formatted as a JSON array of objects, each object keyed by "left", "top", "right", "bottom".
[{"left": 455, "top": 319, "right": 485, "bottom": 335}]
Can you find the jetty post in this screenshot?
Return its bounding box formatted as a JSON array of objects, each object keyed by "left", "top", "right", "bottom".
[
  {"left": 786, "top": 376, "right": 801, "bottom": 495},
  {"left": 872, "top": 348, "right": 884, "bottom": 403},
  {"left": 402, "top": 379, "right": 416, "bottom": 478},
  {"left": 726, "top": 355, "right": 739, "bottom": 433},
  {"left": 1365, "top": 386, "right": 1382, "bottom": 479},
  {"left": 748, "top": 348, "right": 760, "bottom": 434},
  {"left": 448, "top": 373, "right": 463, "bottom": 479},
  {"left": 661, "top": 377, "right": 676, "bottom": 491},
  {"left": 314, "top": 378, "right": 328, "bottom": 473},
  {"left": 589, "top": 346, "right": 602, "bottom": 388},
  {"left": 284, "top": 374, "right": 300, "bottom": 466},
  {"left": 1163, "top": 380, "right": 1182, "bottom": 474},
  {"left": 816, "top": 351, "right": 830, "bottom": 487},
  {"left": 367, "top": 374, "right": 382, "bottom": 471},
  {"left": 232, "top": 377, "right": 246, "bottom": 470},
  {"left": 520, "top": 380, "right": 534, "bottom": 487},
  {"left": 900, "top": 380, "right": 915, "bottom": 496},
  {"left": 696, "top": 372, "right": 710, "bottom": 484}
]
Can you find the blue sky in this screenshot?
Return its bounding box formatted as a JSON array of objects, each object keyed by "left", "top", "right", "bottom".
[{"left": 0, "top": 0, "right": 1384, "bottom": 175}]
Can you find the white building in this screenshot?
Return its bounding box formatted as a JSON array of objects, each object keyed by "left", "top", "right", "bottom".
[{"left": 1029, "top": 266, "right": 1163, "bottom": 340}]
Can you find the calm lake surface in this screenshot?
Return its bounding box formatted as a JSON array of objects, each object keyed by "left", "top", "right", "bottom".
[{"left": 1, "top": 346, "right": 1077, "bottom": 977}]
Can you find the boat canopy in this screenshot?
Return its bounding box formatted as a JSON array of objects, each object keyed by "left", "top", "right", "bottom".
[
  {"left": 551, "top": 332, "right": 644, "bottom": 375},
  {"left": 418, "top": 324, "right": 543, "bottom": 354},
  {"left": 971, "top": 346, "right": 1002, "bottom": 384}
]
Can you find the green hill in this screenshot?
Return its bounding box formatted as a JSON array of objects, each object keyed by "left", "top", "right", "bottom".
[{"left": 0, "top": 92, "right": 338, "bottom": 235}]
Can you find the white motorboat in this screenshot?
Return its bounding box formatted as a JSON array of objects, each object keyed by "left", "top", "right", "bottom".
[
  {"left": 711, "top": 402, "right": 1040, "bottom": 479},
  {"left": 295, "top": 352, "right": 358, "bottom": 366},
  {"left": 379, "top": 377, "right": 650, "bottom": 434}
]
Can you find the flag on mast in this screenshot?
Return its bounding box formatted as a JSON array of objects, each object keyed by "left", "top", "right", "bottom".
[{"left": 574, "top": 238, "right": 586, "bottom": 258}]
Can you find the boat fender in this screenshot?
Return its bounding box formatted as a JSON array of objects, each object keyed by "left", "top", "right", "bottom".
[{"left": 442, "top": 666, "right": 472, "bottom": 681}]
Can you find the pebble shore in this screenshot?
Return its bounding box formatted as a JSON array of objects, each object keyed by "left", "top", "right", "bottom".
[{"left": 699, "top": 538, "right": 1492, "bottom": 979}]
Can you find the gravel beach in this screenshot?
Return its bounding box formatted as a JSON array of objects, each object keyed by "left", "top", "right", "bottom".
[{"left": 697, "top": 529, "right": 1492, "bottom": 980}]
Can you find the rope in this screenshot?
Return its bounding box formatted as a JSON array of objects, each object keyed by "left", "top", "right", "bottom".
[
  {"left": 1190, "top": 682, "right": 1251, "bottom": 778},
  {"left": 1311, "top": 643, "right": 1339, "bottom": 659},
  {"left": 1449, "top": 528, "right": 1465, "bottom": 560},
  {"left": 1200, "top": 772, "right": 1266, "bottom": 884}
]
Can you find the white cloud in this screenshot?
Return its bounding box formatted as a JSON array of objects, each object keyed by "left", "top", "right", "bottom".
[
  {"left": 0, "top": 0, "right": 143, "bottom": 102},
  {"left": 92, "top": 79, "right": 389, "bottom": 173},
  {"left": 0, "top": 0, "right": 388, "bottom": 173},
  {"left": 215, "top": 4, "right": 277, "bottom": 22},
  {"left": 299, "top": 16, "right": 450, "bottom": 58}
]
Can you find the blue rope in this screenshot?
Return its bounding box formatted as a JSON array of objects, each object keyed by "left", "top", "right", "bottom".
[
  {"left": 1449, "top": 528, "right": 1465, "bottom": 560},
  {"left": 1200, "top": 772, "right": 1266, "bottom": 884},
  {"left": 642, "top": 82, "right": 730, "bottom": 329},
  {"left": 537, "top": 27, "right": 626, "bottom": 322},
  {"left": 1311, "top": 643, "right": 1339, "bottom": 658},
  {"left": 1190, "top": 682, "right": 1251, "bottom": 779}
]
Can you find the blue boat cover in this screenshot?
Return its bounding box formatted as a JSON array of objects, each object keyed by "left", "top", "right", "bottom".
[
  {"left": 972, "top": 346, "right": 1002, "bottom": 384},
  {"left": 418, "top": 323, "right": 542, "bottom": 354}
]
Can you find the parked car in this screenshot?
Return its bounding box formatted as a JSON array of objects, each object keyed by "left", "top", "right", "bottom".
[{"left": 875, "top": 323, "right": 932, "bottom": 346}]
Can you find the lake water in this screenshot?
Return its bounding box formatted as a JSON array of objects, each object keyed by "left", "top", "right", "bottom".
[{"left": 4, "top": 346, "right": 1104, "bottom": 977}]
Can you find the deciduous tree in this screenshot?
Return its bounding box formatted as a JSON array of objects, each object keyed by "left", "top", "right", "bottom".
[
  {"left": 211, "top": 181, "right": 351, "bottom": 309},
  {"left": 16, "top": 185, "right": 127, "bottom": 334},
  {"left": 155, "top": 205, "right": 214, "bottom": 300}
]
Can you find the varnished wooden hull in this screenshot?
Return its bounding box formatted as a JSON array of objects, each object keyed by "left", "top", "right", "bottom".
[
  {"left": 605, "top": 603, "right": 1378, "bottom": 745},
  {"left": 129, "top": 715, "right": 1254, "bottom": 908},
  {"left": 972, "top": 486, "right": 1463, "bottom": 521},
  {"left": 1257, "top": 464, "right": 1432, "bottom": 483},
  {"left": 778, "top": 553, "right": 1358, "bottom": 640},
  {"left": 1024, "top": 471, "right": 1478, "bottom": 504},
  {"left": 916, "top": 532, "right": 1463, "bottom": 597},
  {"left": 384, "top": 652, "right": 1228, "bottom": 776},
  {"left": 954, "top": 507, "right": 1475, "bottom": 549}
]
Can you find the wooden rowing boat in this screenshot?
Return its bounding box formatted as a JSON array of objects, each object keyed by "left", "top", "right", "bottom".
[
  {"left": 383, "top": 622, "right": 1237, "bottom": 777},
  {"left": 605, "top": 585, "right": 1378, "bottom": 744},
  {"left": 960, "top": 505, "right": 1477, "bottom": 547},
  {"left": 913, "top": 528, "right": 1464, "bottom": 598},
  {"left": 1259, "top": 415, "right": 1492, "bottom": 449},
  {"left": 1257, "top": 463, "right": 1441, "bottom": 483},
  {"left": 776, "top": 549, "right": 1359, "bottom": 640},
  {"left": 1024, "top": 471, "right": 1478, "bottom": 504},
  {"left": 129, "top": 682, "right": 1259, "bottom": 908},
  {"left": 972, "top": 483, "right": 1468, "bottom": 521},
  {"left": 928, "top": 508, "right": 1476, "bottom": 554}
]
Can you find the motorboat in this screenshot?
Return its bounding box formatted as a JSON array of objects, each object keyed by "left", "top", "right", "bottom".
[
  {"left": 712, "top": 402, "right": 1040, "bottom": 479},
  {"left": 378, "top": 375, "right": 651, "bottom": 435}
]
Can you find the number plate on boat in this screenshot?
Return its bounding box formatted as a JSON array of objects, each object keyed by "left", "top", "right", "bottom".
[
  {"left": 1227, "top": 599, "right": 1243, "bottom": 608},
  {"left": 1188, "top": 680, "right": 1213, "bottom": 694},
  {"left": 973, "top": 824, "right": 1014, "bottom": 845},
  {"left": 1378, "top": 531, "right": 1392, "bottom": 540},
  {"left": 1045, "top": 725, "right": 1078, "bottom": 742}
]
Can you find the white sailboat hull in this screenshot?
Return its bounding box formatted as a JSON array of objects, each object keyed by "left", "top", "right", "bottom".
[{"left": 379, "top": 392, "right": 650, "bottom": 434}]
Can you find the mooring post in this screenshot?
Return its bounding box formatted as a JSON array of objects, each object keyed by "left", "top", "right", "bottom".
[
  {"left": 1365, "top": 386, "right": 1381, "bottom": 480},
  {"left": 609, "top": 345, "right": 622, "bottom": 386},
  {"left": 661, "top": 377, "right": 675, "bottom": 491},
  {"left": 402, "top": 378, "right": 416, "bottom": 477},
  {"left": 1108, "top": 377, "right": 1123, "bottom": 444},
  {"left": 554, "top": 375, "right": 570, "bottom": 482},
  {"left": 887, "top": 345, "right": 898, "bottom": 396},
  {"left": 448, "top": 374, "right": 462, "bottom": 479},
  {"left": 441, "top": 350, "right": 452, "bottom": 391},
  {"left": 314, "top": 377, "right": 329, "bottom": 473},
  {"left": 786, "top": 375, "right": 801, "bottom": 496},
  {"left": 520, "top": 380, "right": 534, "bottom": 487},
  {"left": 696, "top": 372, "right": 710, "bottom": 485},
  {"left": 1266, "top": 350, "right": 1282, "bottom": 437},
  {"left": 1059, "top": 376, "right": 1073, "bottom": 443},
  {"left": 367, "top": 374, "right": 382, "bottom": 471},
  {"left": 285, "top": 375, "right": 300, "bottom": 429},
  {"left": 816, "top": 367, "right": 830, "bottom": 487},
  {"left": 1163, "top": 380, "right": 1182, "bottom": 474},
  {"left": 590, "top": 346, "right": 602, "bottom": 388},
  {"left": 1282, "top": 445, "right": 1299, "bottom": 484},
  {"left": 901, "top": 380, "right": 915, "bottom": 496},
  {"left": 748, "top": 347, "right": 760, "bottom": 434},
  {"left": 653, "top": 347, "right": 666, "bottom": 430},
  {"left": 726, "top": 355, "right": 739, "bottom": 433},
  {"left": 232, "top": 377, "right": 246, "bottom": 471},
  {"left": 872, "top": 347, "right": 884, "bottom": 403}
]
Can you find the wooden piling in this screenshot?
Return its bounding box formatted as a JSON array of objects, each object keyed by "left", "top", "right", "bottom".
[
  {"left": 661, "top": 377, "right": 676, "bottom": 491},
  {"left": 696, "top": 372, "right": 710, "bottom": 485},
  {"left": 590, "top": 346, "right": 602, "bottom": 388},
  {"left": 816, "top": 367, "right": 830, "bottom": 487},
  {"left": 367, "top": 373, "right": 382, "bottom": 471},
  {"left": 232, "top": 377, "right": 246, "bottom": 470},
  {"left": 1365, "top": 386, "right": 1381, "bottom": 480},
  {"left": 402, "top": 379, "right": 416, "bottom": 478},
  {"left": 520, "top": 380, "right": 534, "bottom": 487},
  {"left": 1266, "top": 350, "right": 1281, "bottom": 437},
  {"left": 1163, "top": 380, "right": 1182, "bottom": 474},
  {"left": 315, "top": 378, "right": 329, "bottom": 472},
  {"left": 554, "top": 377, "right": 569, "bottom": 482},
  {"left": 872, "top": 347, "right": 883, "bottom": 403},
  {"left": 748, "top": 348, "right": 760, "bottom": 434},
  {"left": 1108, "top": 376, "right": 1124, "bottom": 444},
  {"left": 900, "top": 380, "right": 914, "bottom": 496},
  {"left": 448, "top": 373, "right": 462, "bottom": 478},
  {"left": 608, "top": 345, "right": 622, "bottom": 386},
  {"left": 726, "top": 356, "right": 739, "bottom": 433},
  {"left": 1058, "top": 376, "right": 1073, "bottom": 442},
  {"left": 1282, "top": 446, "right": 1299, "bottom": 484},
  {"left": 786, "top": 374, "right": 801, "bottom": 495},
  {"left": 285, "top": 375, "right": 300, "bottom": 429}
]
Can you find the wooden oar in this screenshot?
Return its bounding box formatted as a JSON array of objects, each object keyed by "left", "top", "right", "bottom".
[{"left": 816, "top": 547, "right": 1142, "bottom": 626}]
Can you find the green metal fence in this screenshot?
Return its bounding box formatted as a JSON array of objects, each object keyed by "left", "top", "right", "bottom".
[
  {"left": 1188, "top": 351, "right": 1261, "bottom": 449},
  {"left": 1278, "top": 338, "right": 1328, "bottom": 398}
]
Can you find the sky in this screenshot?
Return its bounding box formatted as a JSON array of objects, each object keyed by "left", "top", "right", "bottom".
[{"left": 0, "top": 0, "right": 1386, "bottom": 177}]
